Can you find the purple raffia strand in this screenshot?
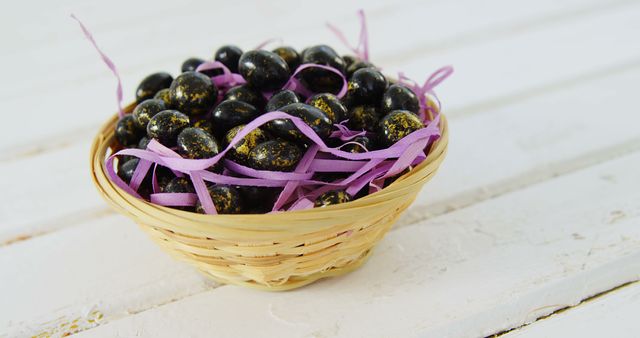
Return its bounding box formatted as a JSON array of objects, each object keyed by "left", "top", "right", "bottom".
[
  {"left": 150, "top": 193, "right": 197, "bottom": 207},
  {"left": 273, "top": 145, "right": 319, "bottom": 211},
  {"left": 196, "top": 61, "right": 246, "bottom": 88},
  {"left": 254, "top": 38, "right": 284, "bottom": 50},
  {"left": 326, "top": 9, "right": 369, "bottom": 61},
  {"left": 282, "top": 63, "right": 348, "bottom": 99},
  {"left": 398, "top": 66, "right": 454, "bottom": 122},
  {"left": 330, "top": 122, "right": 369, "bottom": 141},
  {"left": 71, "top": 14, "right": 124, "bottom": 117}
]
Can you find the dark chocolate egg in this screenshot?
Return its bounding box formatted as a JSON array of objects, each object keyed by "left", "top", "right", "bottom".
[
  {"left": 314, "top": 190, "right": 351, "bottom": 207},
  {"left": 236, "top": 186, "right": 280, "bottom": 213},
  {"left": 342, "top": 55, "right": 357, "bottom": 69},
  {"left": 298, "top": 45, "right": 346, "bottom": 94},
  {"left": 347, "top": 105, "right": 380, "bottom": 131},
  {"left": 163, "top": 176, "right": 195, "bottom": 193},
  {"left": 214, "top": 45, "right": 243, "bottom": 73},
  {"left": 265, "top": 103, "right": 333, "bottom": 141},
  {"left": 169, "top": 71, "right": 218, "bottom": 116},
  {"left": 343, "top": 135, "right": 373, "bottom": 153},
  {"left": 153, "top": 88, "right": 172, "bottom": 107},
  {"left": 307, "top": 93, "right": 347, "bottom": 123},
  {"left": 346, "top": 68, "right": 388, "bottom": 105},
  {"left": 223, "top": 84, "right": 266, "bottom": 110},
  {"left": 176, "top": 127, "right": 220, "bottom": 159},
  {"left": 132, "top": 99, "right": 166, "bottom": 129},
  {"left": 136, "top": 72, "right": 173, "bottom": 102},
  {"left": 117, "top": 158, "right": 139, "bottom": 183},
  {"left": 272, "top": 46, "right": 301, "bottom": 72},
  {"left": 346, "top": 60, "right": 375, "bottom": 78},
  {"left": 378, "top": 110, "right": 424, "bottom": 147},
  {"left": 115, "top": 115, "right": 144, "bottom": 147},
  {"left": 195, "top": 185, "right": 243, "bottom": 214},
  {"left": 181, "top": 57, "right": 205, "bottom": 72},
  {"left": 265, "top": 89, "right": 301, "bottom": 112},
  {"left": 212, "top": 100, "right": 259, "bottom": 133},
  {"left": 224, "top": 124, "right": 270, "bottom": 164},
  {"left": 146, "top": 110, "right": 190, "bottom": 146},
  {"left": 248, "top": 140, "right": 302, "bottom": 171},
  {"left": 138, "top": 136, "right": 150, "bottom": 149},
  {"left": 238, "top": 50, "right": 290, "bottom": 91},
  {"left": 192, "top": 118, "right": 214, "bottom": 135},
  {"left": 381, "top": 84, "right": 420, "bottom": 115}
]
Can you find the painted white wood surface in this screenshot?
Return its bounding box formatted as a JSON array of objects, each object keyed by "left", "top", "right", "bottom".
[
  {"left": 76, "top": 151, "right": 640, "bottom": 338},
  {"left": 1, "top": 0, "right": 640, "bottom": 337},
  {"left": 506, "top": 282, "right": 640, "bottom": 338}
]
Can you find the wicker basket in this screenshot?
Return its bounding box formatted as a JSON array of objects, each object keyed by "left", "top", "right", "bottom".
[{"left": 90, "top": 101, "right": 448, "bottom": 291}]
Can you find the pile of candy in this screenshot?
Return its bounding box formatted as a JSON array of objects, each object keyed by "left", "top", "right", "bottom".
[{"left": 81, "top": 12, "right": 452, "bottom": 215}]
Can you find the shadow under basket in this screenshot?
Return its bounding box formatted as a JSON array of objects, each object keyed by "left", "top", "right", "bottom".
[{"left": 90, "top": 103, "right": 449, "bottom": 291}]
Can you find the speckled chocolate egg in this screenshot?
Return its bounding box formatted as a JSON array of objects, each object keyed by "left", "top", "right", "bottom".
[
  {"left": 314, "top": 190, "right": 352, "bottom": 207},
  {"left": 163, "top": 176, "right": 195, "bottom": 193},
  {"left": 347, "top": 105, "right": 380, "bottom": 131},
  {"left": 176, "top": 127, "right": 220, "bottom": 159},
  {"left": 346, "top": 68, "right": 388, "bottom": 105},
  {"left": 223, "top": 84, "right": 266, "bottom": 110},
  {"left": 343, "top": 135, "right": 373, "bottom": 153},
  {"left": 298, "top": 45, "right": 346, "bottom": 94},
  {"left": 117, "top": 157, "right": 139, "bottom": 183},
  {"left": 248, "top": 140, "right": 302, "bottom": 172},
  {"left": 153, "top": 88, "right": 172, "bottom": 107},
  {"left": 115, "top": 115, "right": 145, "bottom": 147},
  {"left": 146, "top": 110, "right": 190, "bottom": 146},
  {"left": 212, "top": 100, "right": 259, "bottom": 133},
  {"left": 169, "top": 71, "right": 218, "bottom": 116},
  {"left": 272, "top": 46, "right": 301, "bottom": 72},
  {"left": 307, "top": 93, "right": 347, "bottom": 123},
  {"left": 138, "top": 136, "right": 150, "bottom": 149},
  {"left": 381, "top": 84, "right": 420, "bottom": 115},
  {"left": 132, "top": 99, "right": 166, "bottom": 129},
  {"left": 181, "top": 57, "right": 204, "bottom": 72},
  {"left": 265, "top": 103, "right": 333, "bottom": 142},
  {"left": 224, "top": 124, "right": 270, "bottom": 164},
  {"left": 346, "top": 60, "right": 375, "bottom": 78},
  {"left": 265, "top": 89, "right": 301, "bottom": 112},
  {"left": 136, "top": 72, "right": 173, "bottom": 102},
  {"left": 192, "top": 118, "right": 214, "bottom": 135},
  {"left": 378, "top": 110, "right": 424, "bottom": 147},
  {"left": 214, "top": 45, "right": 243, "bottom": 73},
  {"left": 238, "top": 50, "right": 290, "bottom": 91},
  {"left": 195, "top": 185, "right": 243, "bottom": 214}
]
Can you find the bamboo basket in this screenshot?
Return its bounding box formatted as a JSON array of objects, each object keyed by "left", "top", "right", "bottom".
[{"left": 90, "top": 100, "right": 448, "bottom": 291}]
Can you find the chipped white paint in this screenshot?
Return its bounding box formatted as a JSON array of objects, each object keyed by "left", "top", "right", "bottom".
[{"left": 2, "top": 0, "right": 640, "bottom": 337}]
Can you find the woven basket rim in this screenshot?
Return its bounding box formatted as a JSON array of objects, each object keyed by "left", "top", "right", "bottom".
[{"left": 90, "top": 103, "right": 448, "bottom": 229}]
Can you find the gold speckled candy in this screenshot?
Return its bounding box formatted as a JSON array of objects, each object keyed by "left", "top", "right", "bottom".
[
  {"left": 272, "top": 46, "right": 301, "bottom": 72},
  {"left": 136, "top": 72, "right": 173, "bottom": 102},
  {"left": 248, "top": 140, "right": 302, "bottom": 172},
  {"left": 115, "top": 114, "right": 145, "bottom": 147},
  {"left": 195, "top": 185, "right": 243, "bottom": 214},
  {"left": 265, "top": 103, "right": 333, "bottom": 142},
  {"left": 212, "top": 100, "right": 259, "bottom": 134},
  {"left": 214, "top": 45, "right": 243, "bottom": 73},
  {"left": 238, "top": 50, "right": 291, "bottom": 91},
  {"left": 377, "top": 110, "right": 424, "bottom": 147},
  {"left": 146, "top": 110, "right": 190, "bottom": 147},
  {"left": 298, "top": 45, "right": 346, "bottom": 94},
  {"left": 307, "top": 93, "right": 347, "bottom": 123},
  {"left": 342, "top": 135, "right": 373, "bottom": 153},
  {"left": 314, "top": 190, "right": 352, "bottom": 207},
  {"left": 346, "top": 68, "right": 388, "bottom": 105},
  {"left": 265, "top": 90, "right": 301, "bottom": 113},
  {"left": 346, "top": 105, "right": 379, "bottom": 132},
  {"left": 381, "top": 84, "right": 420, "bottom": 115},
  {"left": 224, "top": 124, "right": 270, "bottom": 164},
  {"left": 223, "top": 85, "right": 266, "bottom": 110},
  {"left": 169, "top": 71, "right": 218, "bottom": 116},
  {"left": 192, "top": 118, "right": 214, "bottom": 135},
  {"left": 153, "top": 88, "right": 172, "bottom": 107},
  {"left": 176, "top": 127, "right": 220, "bottom": 159},
  {"left": 132, "top": 99, "right": 166, "bottom": 129}
]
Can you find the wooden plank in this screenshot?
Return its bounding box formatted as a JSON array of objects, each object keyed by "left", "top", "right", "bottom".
[
  {"left": 506, "top": 281, "right": 640, "bottom": 337},
  {"left": 71, "top": 149, "right": 640, "bottom": 338},
  {"left": 0, "top": 0, "right": 628, "bottom": 158},
  {"left": 2, "top": 66, "right": 640, "bottom": 335}
]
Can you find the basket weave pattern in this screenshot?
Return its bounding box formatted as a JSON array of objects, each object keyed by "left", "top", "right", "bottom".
[{"left": 91, "top": 104, "right": 448, "bottom": 291}]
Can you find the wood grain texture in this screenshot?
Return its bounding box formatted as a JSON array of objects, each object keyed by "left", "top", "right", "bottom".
[{"left": 75, "top": 151, "right": 640, "bottom": 338}]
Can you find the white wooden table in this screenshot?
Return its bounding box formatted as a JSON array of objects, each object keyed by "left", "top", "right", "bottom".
[{"left": 2, "top": 1, "right": 640, "bottom": 337}]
